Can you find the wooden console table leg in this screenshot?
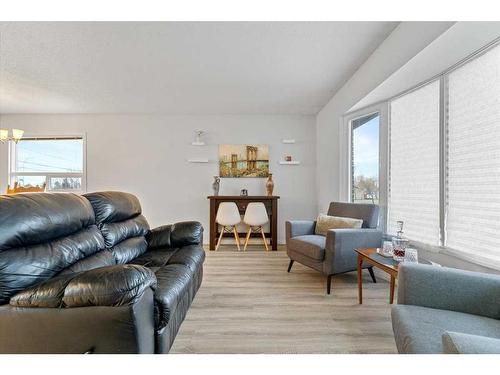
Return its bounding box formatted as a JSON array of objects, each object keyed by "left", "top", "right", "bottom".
[
  {"left": 271, "top": 198, "right": 278, "bottom": 250},
  {"left": 357, "top": 254, "right": 363, "bottom": 304},
  {"left": 390, "top": 275, "right": 396, "bottom": 304},
  {"left": 209, "top": 199, "right": 216, "bottom": 251}
]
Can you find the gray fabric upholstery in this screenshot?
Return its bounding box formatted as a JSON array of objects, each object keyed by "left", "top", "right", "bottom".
[
  {"left": 285, "top": 203, "right": 382, "bottom": 288},
  {"left": 392, "top": 264, "right": 500, "bottom": 353},
  {"left": 397, "top": 263, "right": 500, "bottom": 320},
  {"left": 288, "top": 235, "right": 325, "bottom": 261},
  {"left": 323, "top": 228, "right": 382, "bottom": 275},
  {"left": 327, "top": 201, "right": 379, "bottom": 229},
  {"left": 285, "top": 220, "right": 316, "bottom": 238},
  {"left": 442, "top": 331, "right": 500, "bottom": 354},
  {"left": 392, "top": 305, "right": 500, "bottom": 354}
]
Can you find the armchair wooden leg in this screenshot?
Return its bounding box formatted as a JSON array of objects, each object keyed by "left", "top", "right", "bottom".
[
  {"left": 368, "top": 266, "right": 377, "bottom": 283},
  {"left": 327, "top": 275, "right": 333, "bottom": 295},
  {"left": 287, "top": 259, "right": 294, "bottom": 273},
  {"left": 260, "top": 226, "right": 269, "bottom": 251},
  {"left": 233, "top": 226, "right": 241, "bottom": 251},
  {"left": 215, "top": 226, "right": 225, "bottom": 251},
  {"left": 243, "top": 227, "right": 252, "bottom": 251}
]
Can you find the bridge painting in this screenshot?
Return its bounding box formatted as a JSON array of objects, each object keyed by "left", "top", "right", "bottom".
[{"left": 219, "top": 144, "right": 270, "bottom": 178}]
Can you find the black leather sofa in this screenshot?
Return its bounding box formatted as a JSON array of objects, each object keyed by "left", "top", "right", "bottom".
[{"left": 0, "top": 191, "right": 204, "bottom": 353}]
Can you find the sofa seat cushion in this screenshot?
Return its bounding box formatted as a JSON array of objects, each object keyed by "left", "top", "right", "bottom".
[
  {"left": 392, "top": 304, "right": 500, "bottom": 354},
  {"left": 167, "top": 245, "right": 205, "bottom": 273},
  {"left": 153, "top": 264, "right": 193, "bottom": 330},
  {"left": 287, "top": 235, "right": 326, "bottom": 261},
  {"left": 130, "top": 248, "right": 179, "bottom": 268}
]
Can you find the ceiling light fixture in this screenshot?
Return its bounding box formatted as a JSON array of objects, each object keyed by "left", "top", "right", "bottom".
[{"left": 0, "top": 128, "right": 25, "bottom": 143}]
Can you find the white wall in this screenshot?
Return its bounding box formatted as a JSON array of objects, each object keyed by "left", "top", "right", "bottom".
[
  {"left": 0, "top": 114, "right": 317, "bottom": 243},
  {"left": 315, "top": 22, "right": 454, "bottom": 212}
]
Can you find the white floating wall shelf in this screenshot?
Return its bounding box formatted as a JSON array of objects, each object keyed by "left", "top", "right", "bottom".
[
  {"left": 191, "top": 141, "right": 205, "bottom": 146},
  {"left": 187, "top": 158, "right": 209, "bottom": 163},
  {"left": 282, "top": 139, "right": 296, "bottom": 144},
  {"left": 278, "top": 161, "right": 300, "bottom": 165}
]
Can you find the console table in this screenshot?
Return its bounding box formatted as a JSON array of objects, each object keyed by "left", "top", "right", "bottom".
[{"left": 207, "top": 195, "right": 280, "bottom": 251}]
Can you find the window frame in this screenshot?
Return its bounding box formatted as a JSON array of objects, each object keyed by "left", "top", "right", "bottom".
[
  {"left": 342, "top": 102, "right": 389, "bottom": 233},
  {"left": 8, "top": 134, "right": 87, "bottom": 194}
]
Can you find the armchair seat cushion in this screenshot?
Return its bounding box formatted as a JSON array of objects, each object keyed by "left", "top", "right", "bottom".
[
  {"left": 288, "top": 235, "right": 326, "bottom": 261},
  {"left": 392, "top": 304, "right": 500, "bottom": 354}
]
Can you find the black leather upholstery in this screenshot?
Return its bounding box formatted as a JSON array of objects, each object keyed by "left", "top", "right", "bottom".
[
  {"left": 0, "top": 191, "right": 204, "bottom": 353},
  {"left": 84, "top": 191, "right": 142, "bottom": 225},
  {"left": 0, "top": 193, "right": 104, "bottom": 304}
]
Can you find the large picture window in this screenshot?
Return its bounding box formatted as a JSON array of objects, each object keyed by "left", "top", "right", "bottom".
[
  {"left": 9, "top": 136, "right": 85, "bottom": 192},
  {"left": 388, "top": 81, "right": 440, "bottom": 245},
  {"left": 347, "top": 40, "right": 500, "bottom": 269},
  {"left": 445, "top": 43, "right": 500, "bottom": 268}
]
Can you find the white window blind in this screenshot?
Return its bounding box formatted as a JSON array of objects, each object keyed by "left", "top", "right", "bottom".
[
  {"left": 446, "top": 44, "right": 500, "bottom": 268},
  {"left": 388, "top": 81, "right": 440, "bottom": 245}
]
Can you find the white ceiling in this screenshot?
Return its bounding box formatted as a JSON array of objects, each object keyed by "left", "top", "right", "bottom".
[{"left": 0, "top": 22, "right": 398, "bottom": 115}]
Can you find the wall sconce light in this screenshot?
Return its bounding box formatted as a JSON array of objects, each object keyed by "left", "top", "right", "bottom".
[{"left": 0, "top": 128, "right": 24, "bottom": 143}]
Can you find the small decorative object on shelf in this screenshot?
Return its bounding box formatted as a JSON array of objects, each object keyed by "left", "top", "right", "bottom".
[
  {"left": 240, "top": 189, "right": 248, "bottom": 196},
  {"left": 192, "top": 130, "right": 205, "bottom": 146},
  {"left": 212, "top": 176, "right": 220, "bottom": 196},
  {"left": 266, "top": 173, "right": 274, "bottom": 196},
  {"left": 285, "top": 155, "right": 292, "bottom": 162},
  {"left": 392, "top": 221, "right": 409, "bottom": 262}
]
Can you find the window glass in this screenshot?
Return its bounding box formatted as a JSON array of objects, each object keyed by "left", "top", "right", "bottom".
[{"left": 351, "top": 113, "right": 379, "bottom": 204}]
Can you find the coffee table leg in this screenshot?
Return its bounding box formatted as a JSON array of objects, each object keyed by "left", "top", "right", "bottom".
[
  {"left": 390, "top": 275, "right": 396, "bottom": 304},
  {"left": 357, "top": 254, "right": 363, "bottom": 304}
]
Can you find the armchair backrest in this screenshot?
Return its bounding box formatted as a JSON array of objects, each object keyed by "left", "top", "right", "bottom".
[{"left": 327, "top": 201, "right": 379, "bottom": 229}]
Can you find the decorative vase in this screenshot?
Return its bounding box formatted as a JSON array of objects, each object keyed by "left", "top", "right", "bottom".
[
  {"left": 266, "top": 173, "right": 274, "bottom": 196},
  {"left": 212, "top": 176, "right": 220, "bottom": 196}
]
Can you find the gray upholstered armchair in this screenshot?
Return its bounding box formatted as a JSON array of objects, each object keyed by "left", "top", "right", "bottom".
[
  {"left": 286, "top": 202, "right": 382, "bottom": 294},
  {"left": 392, "top": 263, "right": 500, "bottom": 354}
]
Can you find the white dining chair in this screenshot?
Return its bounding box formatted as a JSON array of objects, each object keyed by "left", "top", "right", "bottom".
[
  {"left": 215, "top": 202, "right": 242, "bottom": 251},
  {"left": 243, "top": 202, "right": 269, "bottom": 251}
]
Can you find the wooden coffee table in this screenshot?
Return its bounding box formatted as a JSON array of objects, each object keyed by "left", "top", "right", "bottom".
[{"left": 355, "top": 248, "right": 418, "bottom": 305}]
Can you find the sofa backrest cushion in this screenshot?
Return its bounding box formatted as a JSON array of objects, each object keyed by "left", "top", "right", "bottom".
[
  {"left": 327, "top": 201, "right": 379, "bottom": 229},
  {"left": 0, "top": 193, "right": 105, "bottom": 305},
  {"left": 85, "top": 191, "right": 142, "bottom": 225},
  {"left": 84, "top": 191, "right": 150, "bottom": 265},
  {"left": 0, "top": 193, "right": 95, "bottom": 251}
]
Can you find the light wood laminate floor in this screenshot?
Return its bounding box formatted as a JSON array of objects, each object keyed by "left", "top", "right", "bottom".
[{"left": 170, "top": 245, "right": 397, "bottom": 354}]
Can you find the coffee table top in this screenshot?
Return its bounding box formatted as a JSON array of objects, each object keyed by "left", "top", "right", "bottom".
[{"left": 355, "top": 248, "right": 432, "bottom": 274}]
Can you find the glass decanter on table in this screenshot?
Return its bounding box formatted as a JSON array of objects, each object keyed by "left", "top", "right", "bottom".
[{"left": 392, "top": 221, "right": 409, "bottom": 262}]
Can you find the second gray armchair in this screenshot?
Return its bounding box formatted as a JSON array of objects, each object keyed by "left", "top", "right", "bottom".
[{"left": 286, "top": 202, "right": 382, "bottom": 294}]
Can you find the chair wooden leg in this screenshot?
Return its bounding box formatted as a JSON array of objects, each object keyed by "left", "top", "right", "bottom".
[
  {"left": 243, "top": 227, "right": 252, "bottom": 251},
  {"left": 215, "top": 226, "right": 225, "bottom": 251},
  {"left": 233, "top": 227, "right": 241, "bottom": 251},
  {"left": 327, "top": 275, "right": 333, "bottom": 295},
  {"left": 368, "top": 266, "right": 377, "bottom": 283},
  {"left": 287, "top": 259, "right": 294, "bottom": 273},
  {"left": 260, "top": 226, "right": 269, "bottom": 251}
]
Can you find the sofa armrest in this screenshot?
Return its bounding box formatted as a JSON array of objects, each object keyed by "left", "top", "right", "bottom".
[
  {"left": 286, "top": 220, "right": 316, "bottom": 240},
  {"left": 398, "top": 263, "right": 500, "bottom": 320},
  {"left": 442, "top": 331, "right": 500, "bottom": 354},
  {"left": 10, "top": 264, "right": 157, "bottom": 308},
  {"left": 147, "top": 221, "right": 203, "bottom": 249},
  {"left": 324, "top": 228, "right": 383, "bottom": 274}
]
